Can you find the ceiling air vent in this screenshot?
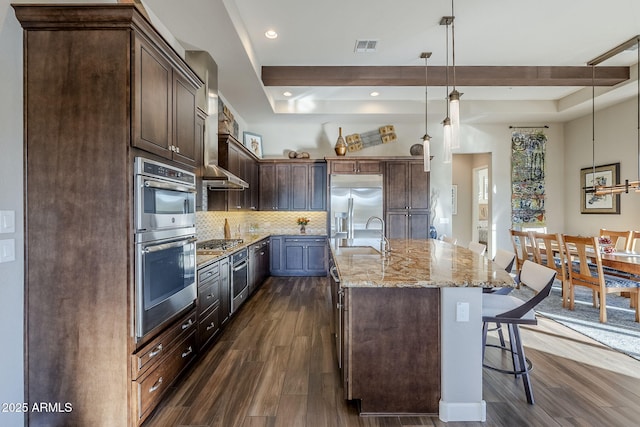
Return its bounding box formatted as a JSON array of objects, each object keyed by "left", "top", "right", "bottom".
[{"left": 354, "top": 39, "right": 378, "bottom": 53}]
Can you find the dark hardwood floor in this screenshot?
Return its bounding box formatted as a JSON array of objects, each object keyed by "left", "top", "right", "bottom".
[{"left": 144, "top": 276, "right": 640, "bottom": 427}]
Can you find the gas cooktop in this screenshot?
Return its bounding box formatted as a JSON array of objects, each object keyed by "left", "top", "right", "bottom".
[{"left": 197, "top": 238, "right": 244, "bottom": 254}]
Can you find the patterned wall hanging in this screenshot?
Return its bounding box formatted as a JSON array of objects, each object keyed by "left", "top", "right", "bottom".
[{"left": 511, "top": 129, "right": 547, "bottom": 228}]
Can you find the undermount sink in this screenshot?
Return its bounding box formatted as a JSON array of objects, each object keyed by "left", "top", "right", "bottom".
[{"left": 337, "top": 246, "right": 381, "bottom": 255}]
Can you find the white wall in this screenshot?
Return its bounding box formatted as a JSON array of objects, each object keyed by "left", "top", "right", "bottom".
[
  {"left": 564, "top": 97, "right": 640, "bottom": 235},
  {"left": 0, "top": 2, "right": 24, "bottom": 426}
]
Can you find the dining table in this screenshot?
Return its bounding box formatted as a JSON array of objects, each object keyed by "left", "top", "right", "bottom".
[{"left": 600, "top": 251, "right": 640, "bottom": 276}]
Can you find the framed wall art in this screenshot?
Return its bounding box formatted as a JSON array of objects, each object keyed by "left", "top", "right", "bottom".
[
  {"left": 580, "top": 162, "right": 620, "bottom": 214},
  {"left": 243, "top": 131, "right": 263, "bottom": 158}
]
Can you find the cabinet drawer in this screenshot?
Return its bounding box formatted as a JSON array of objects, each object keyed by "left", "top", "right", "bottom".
[
  {"left": 197, "top": 279, "right": 220, "bottom": 316},
  {"left": 133, "top": 331, "right": 197, "bottom": 424},
  {"left": 131, "top": 311, "right": 196, "bottom": 379},
  {"left": 198, "top": 261, "right": 219, "bottom": 284},
  {"left": 198, "top": 304, "right": 220, "bottom": 349}
]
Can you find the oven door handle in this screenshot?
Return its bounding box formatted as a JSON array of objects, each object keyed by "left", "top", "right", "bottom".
[
  {"left": 143, "top": 237, "right": 197, "bottom": 254},
  {"left": 233, "top": 261, "right": 248, "bottom": 272},
  {"left": 144, "top": 179, "right": 197, "bottom": 194}
]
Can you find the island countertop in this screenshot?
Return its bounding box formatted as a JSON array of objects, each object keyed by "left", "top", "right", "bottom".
[{"left": 330, "top": 238, "right": 514, "bottom": 288}]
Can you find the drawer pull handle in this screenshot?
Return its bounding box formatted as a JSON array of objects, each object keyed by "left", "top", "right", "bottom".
[
  {"left": 148, "top": 344, "right": 163, "bottom": 359},
  {"left": 182, "top": 319, "right": 194, "bottom": 330},
  {"left": 206, "top": 293, "right": 214, "bottom": 299},
  {"left": 181, "top": 346, "right": 194, "bottom": 358},
  {"left": 206, "top": 322, "right": 216, "bottom": 331},
  {"left": 149, "top": 377, "right": 163, "bottom": 393}
]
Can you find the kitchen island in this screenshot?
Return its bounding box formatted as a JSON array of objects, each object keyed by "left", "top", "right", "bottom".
[{"left": 329, "top": 238, "right": 514, "bottom": 422}]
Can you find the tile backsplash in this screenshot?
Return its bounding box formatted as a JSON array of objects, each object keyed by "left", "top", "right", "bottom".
[{"left": 196, "top": 210, "right": 328, "bottom": 241}]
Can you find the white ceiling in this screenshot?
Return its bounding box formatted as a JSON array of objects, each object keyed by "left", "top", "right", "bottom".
[{"left": 143, "top": 0, "right": 640, "bottom": 125}]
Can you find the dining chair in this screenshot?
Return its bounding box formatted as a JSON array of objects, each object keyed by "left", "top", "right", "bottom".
[
  {"left": 626, "top": 230, "right": 640, "bottom": 252},
  {"left": 562, "top": 234, "right": 640, "bottom": 323},
  {"left": 468, "top": 241, "right": 486, "bottom": 256},
  {"left": 530, "top": 232, "right": 569, "bottom": 307},
  {"left": 482, "top": 260, "right": 557, "bottom": 404},
  {"left": 599, "top": 229, "right": 631, "bottom": 251},
  {"left": 441, "top": 235, "right": 458, "bottom": 245},
  {"left": 510, "top": 229, "right": 536, "bottom": 275}
]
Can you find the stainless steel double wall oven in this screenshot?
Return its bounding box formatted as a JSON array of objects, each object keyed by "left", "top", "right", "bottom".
[{"left": 134, "top": 157, "right": 197, "bottom": 341}]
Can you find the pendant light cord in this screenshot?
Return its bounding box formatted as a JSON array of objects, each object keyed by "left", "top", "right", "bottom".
[
  {"left": 425, "top": 57, "right": 429, "bottom": 133},
  {"left": 445, "top": 21, "right": 450, "bottom": 116},
  {"left": 451, "top": 0, "right": 456, "bottom": 91},
  {"left": 592, "top": 64, "right": 596, "bottom": 184}
]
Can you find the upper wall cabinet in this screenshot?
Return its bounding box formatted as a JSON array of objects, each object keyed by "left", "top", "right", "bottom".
[
  {"left": 328, "top": 159, "right": 382, "bottom": 175},
  {"left": 133, "top": 34, "right": 200, "bottom": 167},
  {"left": 260, "top": 160, "right": 327, "bottom": 211}
]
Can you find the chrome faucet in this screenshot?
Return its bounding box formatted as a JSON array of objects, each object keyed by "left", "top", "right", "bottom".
[{"left": 366, "top": 216, "right": 391, "bottom": 254}]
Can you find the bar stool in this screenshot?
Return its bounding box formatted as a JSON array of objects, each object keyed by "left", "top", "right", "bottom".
[
  {"left": 468, "top": 241, "right": 486, "bottom": 255},
  {"left": 482, "top": 260, "right": 556, "bottom": 404}
]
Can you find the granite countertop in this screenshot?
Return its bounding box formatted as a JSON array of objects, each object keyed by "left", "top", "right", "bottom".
[
  {"left": 196, "top": 233, "right": 327, "bottom": 268},
  {"left": 195, "top": 233, "right": 271, "bottom": 267},
  {"left": 330, "top": 238, "right": 514, "bottom": 289}
]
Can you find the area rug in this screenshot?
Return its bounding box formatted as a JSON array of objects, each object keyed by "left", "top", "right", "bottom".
[{"left": 511, "top": 283, "right": 640, "bottom": 361}]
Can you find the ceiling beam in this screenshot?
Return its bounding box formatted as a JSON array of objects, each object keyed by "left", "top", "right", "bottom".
[{"left": 262, "top": 66, "right": 629, "bottom": 87}]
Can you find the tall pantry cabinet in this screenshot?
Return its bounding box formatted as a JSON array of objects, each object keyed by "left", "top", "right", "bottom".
[{"left": 14, "top": 4, "right": 202, "bottom": 426}]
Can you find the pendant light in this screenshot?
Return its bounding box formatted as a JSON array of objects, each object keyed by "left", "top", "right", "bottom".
[
  {"left": 448, "top": 0, "right": 461, "bottom": 149},
  {"left": 421, "top": 52, "right": 432, "bottom": 172},
  {"left": 441, "top": 16, "right": 453, "bottom": 164},
  {"left": 587, "top": 35, "right": 640, "bottom": 195}
]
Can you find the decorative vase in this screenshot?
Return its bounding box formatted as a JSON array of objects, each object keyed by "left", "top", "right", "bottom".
[
  {"left": 300, "top": 224, "right": 306, "bottom": 234},
  {"left": 334, "top": 127, "right": 347, "bottom": 156},
  {"left": 429, "top": 225, "right": 437, "bottom": 239}
]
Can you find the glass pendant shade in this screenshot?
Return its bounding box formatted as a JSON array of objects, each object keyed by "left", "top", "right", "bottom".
[
  {"left": 443, "top": 117, "right": 452, "bottom": 163},
  {"left": 449, "top": 90, "right": 460, "bottom": 149},
  {"left": 423, "top": 134, "right": 431, "bottom": 172}
]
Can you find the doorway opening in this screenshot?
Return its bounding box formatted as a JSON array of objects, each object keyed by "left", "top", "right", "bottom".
[{"left": 452, "top": 153, "right": 492, "bottom": 255}]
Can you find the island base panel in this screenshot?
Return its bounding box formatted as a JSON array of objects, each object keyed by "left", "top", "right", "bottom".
[{"left": 347, "top": 287, "right": 440, "bottom": 414}]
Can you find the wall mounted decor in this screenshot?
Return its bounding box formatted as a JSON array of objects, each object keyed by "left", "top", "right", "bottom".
[
  {"left": 580, "top": 162, "right": 621, "bottom": 214},
  {"left": 511, "top": 129, "right": 546, "bottom": 227},
  {"left": 345, "top": 125, "right": 396, "bottom": 152},
  {"left": 243, "top": 131, "right": 263, "bottom": 158}
]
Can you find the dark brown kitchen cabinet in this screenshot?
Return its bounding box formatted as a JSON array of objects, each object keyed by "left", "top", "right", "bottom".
[
  {"left": 212, "top": 134, "right": 259, "bottom": 211},
  {"left": 259, "top": 163, "right": 291, "bottom": 210},
  {"left": 330, "top": 159, "right": 382, "bottom": 174},
  {"left": 259, "top": 160, "right": 326, "bottom": 211},
  {"left": 197, "top": 261, "right": 221, "bottom": 349},
  {"left": 385, "top": 160, "right": 430, "bottom": 239},
  {"left": 131, "top": 310, "right": 197, "bottom": 424},
  {"left": 133, "top": 34, "right": 198, "bottom": 167},
  {"left": 14, "top": 4, "right": 202, "bottom": 427}
]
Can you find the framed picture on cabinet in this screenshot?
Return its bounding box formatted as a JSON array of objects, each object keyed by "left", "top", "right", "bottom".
[
  {"left": 580, "top": 162, "right": 620, "bottom": 214},
  {"left": 243, "top": 131, "right": 263, "bottom": 158}
]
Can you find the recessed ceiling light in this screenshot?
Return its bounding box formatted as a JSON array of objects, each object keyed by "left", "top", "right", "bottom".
[
  {"left": 283, "top": 91, "right": 292, "bottom": 97},
  {"left": 370, "top": 91, "right": 380, "bottom": 97},
  {"left": 265, "top": 30, "right": 278, "bottom": 39}
]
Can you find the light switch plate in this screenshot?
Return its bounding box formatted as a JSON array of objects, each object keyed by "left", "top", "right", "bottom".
[
  {"left": 456, "top": 302, "right": 470, "bottom": 322},
  {"left": 0, "top": 210, "right": 15, "bottom": 233},
  {"left": 0, "top": 239, "right": 15, "bottom": 263}
]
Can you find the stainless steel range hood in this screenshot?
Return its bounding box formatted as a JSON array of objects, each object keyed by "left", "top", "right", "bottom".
[
  {"left": 185, "top": 50, "right": 248, "bottom": 191},
  {"left": 203, "top": 164, "right": 248, "bottom": 190}
]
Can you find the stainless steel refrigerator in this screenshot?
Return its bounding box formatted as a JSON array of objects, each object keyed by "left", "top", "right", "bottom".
[{"left": 330, "top": 174, "right": 383, "bottom": 238}]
